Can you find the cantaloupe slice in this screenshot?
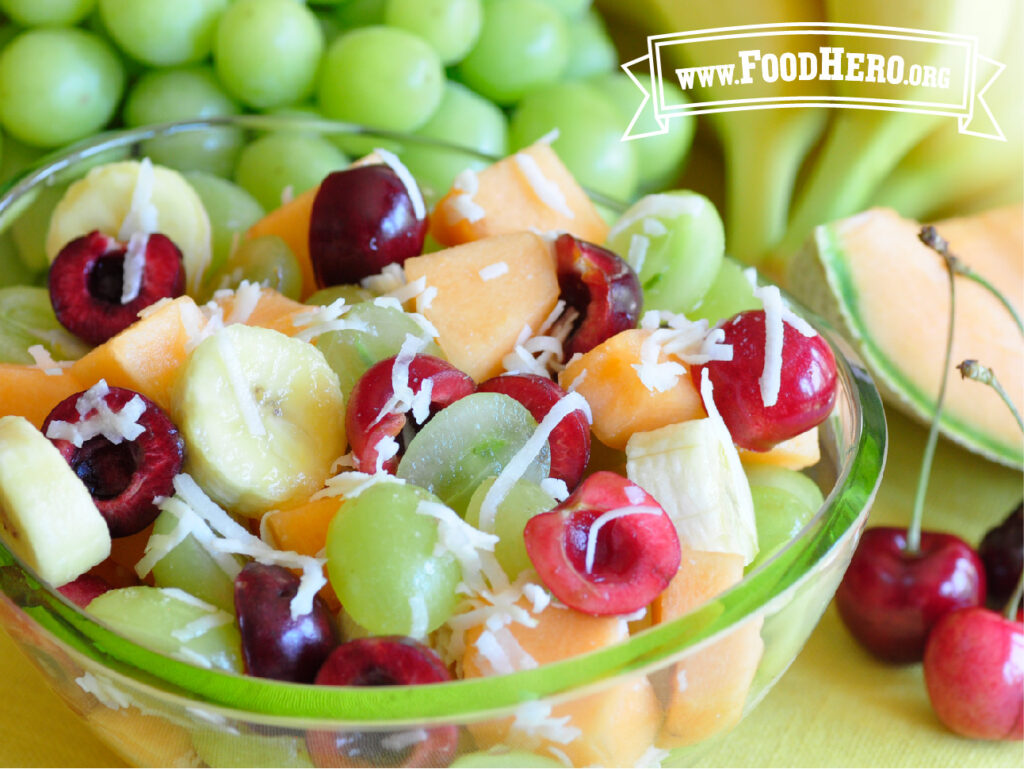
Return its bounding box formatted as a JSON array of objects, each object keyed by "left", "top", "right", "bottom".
[
  {"left": 430, "top": 144, "right": 608, "bottom": 247},
  {"left": 246, "top": 186, "right": 318, "bottom": 300},
  {"left": 403, "top": 232, "right": 560, "bottom": 381},
  {"left": 651, "top": 550, "right": 763, "bottom": 749},
  {"left": 0, "top": 365, "right": 84, "bottom": 428},
  {"left": 737, "top": 426, "right": 820, "bottom": 471},
  {"left": 69, "top": 296, "right": 206, "bottom": 412},
  {"left": 262, "top": 496, "right": 341, "bottom": 556},
  {"left": 558, "top": 329, "right": 706, "bottom": 450},
  {"left": 211, "top": 286, "right": 309, "bottom": 337},
  {"left": 462, "top": 600, "right": 662, "bottom": 767},
  {"left": 791, "top": 205, "right": 1023, "bottom": 468}
]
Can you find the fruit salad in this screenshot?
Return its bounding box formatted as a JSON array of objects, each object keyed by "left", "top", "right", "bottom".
[{"left": 0, "top": 139, "right": 840, "bottom": 768}]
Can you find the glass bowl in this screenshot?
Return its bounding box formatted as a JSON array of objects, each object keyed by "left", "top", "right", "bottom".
[{"left": 0, "top": 117, "right": 887, "bottom": 768}]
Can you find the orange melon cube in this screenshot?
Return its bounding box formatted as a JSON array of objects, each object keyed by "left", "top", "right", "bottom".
[
  {"left": 246, "top": 186, "right": 318, "bottom": 300},
  {"left": 212, "top": 286, "right": 309, "bottom": 337},
  {"left": 0, "top": 365, "right": 84, "bottom": 429},
  {"left": 463, "top": 601, "right": 662, "bottom": 767},
  {"left": 430, "top": 144, "right": 608, "bottom": 247},
  {"left": 403, "top": 232, "right": 560, "bottom": 381},
  {"left": 262, "top": 496, "right": 342, "bottom": 556},
  {"left": 651, "top": 550, "right": 764, "bottom": 749},
  {"left": 69, "top": 296, "right": 205, "bottom": 413},
  {"left": 559, "top": 329, "right": 706, "bottom": 450},
  {"left": 738, "top": 426, "right": 820, "bottom": 470}
]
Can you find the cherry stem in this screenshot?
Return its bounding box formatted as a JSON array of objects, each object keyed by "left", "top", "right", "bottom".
[
  {"left": 957, "top": 360, "right": 1024, "bottom": 433},
  {"left": 907, "top": 227, "right": 958, "bottom": 554},
  {"left": 1006, "top": 569, "right": 1024, "bottom": 622}
]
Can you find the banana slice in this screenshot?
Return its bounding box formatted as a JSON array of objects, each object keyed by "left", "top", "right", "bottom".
[
  {"left": 173, "top": 325, "right": 346, "bottom": 518},
  {"left": 45, "top": 160, "right": 212, "bottom": 296},
  {"left": 626, "top": 418, "right": 758, "bottom": 565},
  {"left": 0, "top": 416, "right": 111, "bottom": 586}
]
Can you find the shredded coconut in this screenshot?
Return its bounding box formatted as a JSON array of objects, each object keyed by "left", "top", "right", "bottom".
[
  {"left": 416, "top": 500, "right": 500, "bottom": 595},
  {"left": 121, "top": 232, "right": 148, "bottom": 304},
  {"left": 514, "top": 152, "right": 574, "bottom": 219},
  {"left": 26, "top": 344, "right": 66, "bottom": 376},
  {"left": 584, "top": 506, "right": 663, "bottom": 574},
  {"left": 631, "top": 310, "right": 733, "bottom": 392},
  {"left": 117, "top": 157, "right": 158, "bottom": 241},
  {"left": 379, "top": 730, "right": 428, "bottom": 753},
  {"left": 221, "top": 280, "right": 262, "bottom": 326},
  {"left": 536, "top": 128, "right": 560, "bottom": 145},
  {"left": 539, "top": 477, "right": 569, "bottom": 502},
  {"left": 479, "top": 261, "right": 509, "bottom": 281},
  {"left": 76, "top": 673, "right": 132, "bottom": 711},
  {"left": 642, "top": 217, "right": 668, "bottom": 237},
  {"left": 607, "top": 193, "right": 705, "bottom": 244},
  {"left": 375, "top": 147, "right": 426, "bottom": 221},
  {"left": 362, "top": 263, "right": 407, "bottom": 295},
  {"left": 408, "top": 595, "right": 429, "bottom": 639},
  {"left": 628, "top": 233, "right": 649, "bottom": 274},
  {"left": 445, "top": 168, "right": 486, "bottom": 225},
  {"left": 510, "top": 701, "right": 581, "bottom": 745},
  {"left": 170, "top": 609, "right": 234, "bottom": 643},
  {"left": 45, "top": 380, "right": 147, "bottom": 448}
]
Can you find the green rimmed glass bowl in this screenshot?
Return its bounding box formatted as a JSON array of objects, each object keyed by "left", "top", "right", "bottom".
[{"left": 0, "top": 116, "right": 886, "bottom": 768}]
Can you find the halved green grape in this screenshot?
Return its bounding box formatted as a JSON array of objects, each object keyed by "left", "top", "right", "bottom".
[
  {"left": 99, "top": 0, "right": 227, "bottom": 66},
  {"left": 214, "top": 0, "right": 324, "bottom": 109},
  {"left": 326, "top": 481, "right": 461, "bottom": 636},
  {"left": 123, "top": 66, "right": 243, "bottom": 177},
  {"left": 744, "top": 464, "right": 824, "bottom": 515},
  {"left": 599, "top": 72, "right": 695, "bottom": 192},
  {"left": 0, "top": 0, "right": 95, "bottom": 27},
  {"left": 465, "top": 476, "right": 556, "bottom": 579},
  {"left": 183, "top": 171, "right": 265, "bottom": 285},
  {"left": 509, "top": 80, "right": 637, "bottom": 201},
  {"left": 0, "top": 27, "right": 124, "bottom": 147},
  {"left": 314, "top": 300, "right": 443, "bottom": 400},
  {"left": 0, "top": 286, "right": 90, "bottom": 362},
  {"left": 397, "top": 392, "right": 550, "bottom": 515},
  {"left": 192, "top": 728, "right": 313, "bottom": 768},
  {"left": 456, "top": 0, "right": 569, "bottom": 105},
  {"left": 148, "top": 507, "right": 242, "bottom": 614},
  {"left": 562, "top": 9, "right": 616, "bottom": 80},
  {"left": 384, "top": 0, "right": 482, "bottom": 65},
  {"left": 747, "top": 485, "right": 816, "bottom": 571},
  {"left": 0, "top": 233, "right": 40, "bottom": 290},
  {"left": 87, "top": 585, "right": 244, "bottom": 673},
  {"left": 606, "top": 191, "right": 725, "bottom": 314},
  {"left": 305, "top": 285, "right": 374, "bottom": 307},
  {"left": 207, "top": 234, "right": 303, "bottom": 300},
  {"left": 233, "top": 131, "right": 348, "bottom": 212},
  {"left": 401, "top": 80, "right": 508, "bottom": 200},
  {"left": 318, "top": 26, "right": 444, "bottom": 132},
  {"left": 687, "top": 258, "right": 760, "bottom": 326},
  {"left": 10, "top": 182, "right": 67, "bottom": 273}
]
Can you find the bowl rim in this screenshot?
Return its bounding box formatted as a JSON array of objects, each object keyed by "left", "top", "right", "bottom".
[{"left": 0, "top": 116, "right": 888, "bottom": 725}]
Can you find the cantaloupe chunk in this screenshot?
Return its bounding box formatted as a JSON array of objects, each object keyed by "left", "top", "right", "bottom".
[
  {"left": 462, "top": 601, "right": 662, "bottom": 767},
  {"left": 262, "top": 496, "right": 341, "bottom": 556},
  {"left": 69, "top": 296, "right": 205, "bottom": 413},
  {"left": 246, "top": 186, "right": 318, "bottom": 300},
  {"left": 403, "top": 232, "right": 559, "bottom": 381},
  {"left": 430, "top": 144, "right": 608, "bottom": 247},
  {"left": 738, "top": 426, "right": 820, "bottom": 470},
  {"left": 559, "top": 329, "right": 706, "bottom": 450},
  {"left": 0, "top": 365, "right": 83, "bottom": 428},
  {"left": 651, "top": 550, "right": 764, "bottom": 749},
  {"left": 211, "top": 286, "right": 309, "bottom": 337}
]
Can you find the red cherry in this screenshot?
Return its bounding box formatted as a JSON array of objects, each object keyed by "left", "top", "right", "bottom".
[
  {"left": 554, "top": 233, "right": 641, "bottom": 359},
  {"left": 56, "top": 573, "right": 111, "bottom": 608},
  {"left": 477, "top": 373, "right": 590, "bottom": 491},
  {"left": 693, "top": 309, "right": 837, "bottom": 451},
  {"left": 979, "top": 503, "right": 1023, "bottom": 608},
  {"left": 835, "top": 527, "right": 987, "bottom": 664},
  {"left": 309, "top": 164, "right": 428, "bottom": 288},
  {"left": 923, "top": 606, "right": 1023, "bottom": 740},
  {"left": 524, "top": 471, "right": 680, "bottom": 616},
  {"left": 48, "top": 230, "right": 186, "bottom": 346}
]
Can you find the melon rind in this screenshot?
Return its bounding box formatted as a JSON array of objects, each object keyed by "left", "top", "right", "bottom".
[{"left": 789, "top": 208, "right": 1023, "bottom": 469}]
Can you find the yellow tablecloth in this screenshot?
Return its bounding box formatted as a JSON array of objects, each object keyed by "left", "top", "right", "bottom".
[{"left": 2, "top": 409, "right": 1022, "bottom": 767}]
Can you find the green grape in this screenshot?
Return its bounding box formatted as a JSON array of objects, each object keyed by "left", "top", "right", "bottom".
[
  {"left": 687, "top": 258, "right": 760, "bottom": 326},
  {"left": 456, "top": 0, "right": 569, "bottom": 105},
  {"left": 86, "top": 586, "right": 244, "bottom": 673},
  {"left": 10, "top": 182, "right": 67, "bottom": 273},
  {"left": 208, "top": 234, "right": 303, "bottom": 300},
  {"left": 465, "top": 476, "right": 555, "bottom": 579},
  {"left": 562, "top": 10, "right": 616, "bottom": 80},
  {"left": 214, "top": 0, "right": 324, "bottom": 109},
  {"left": 0, "top": 232, "right": 40, "bottom": 290},
  {"left": 606, "top": 191, "right": 725, "bottom": 314},
  {"left": 401, "top": 81, "right": 507, "bottom": 199},
  {"left": 331, "top": 0, "right": 386, "bottom": 28},
  {"left": 318, "top": 26, "right": 444, "bottom": 132},
  {"left": 305, "top": 284, "right": 373, "bottom": 307},
  {"left": 599, "top": 72, "right": 695, "bottom": 192},
  {"left": 384, "top": 0, "right": 482, "bottom": 65},
  {"left": 123, "top": 66, "right": 243, "bottom": 178},
  {"left": 316, "top": 9, "right": 343, "bottom": 45},
  {"left": 509, "top": 81, "right": 637, "bottom": 201},
  {"left": 183, "top": 171, "right": 265, "bottom": 285},
  {"left": 326, "top": 481, "right": 461, "bottom": 636},
  {"left": 746, "top": 485, "right": 816, "bottom": 571},
  {"left": 314, "top": 300, "right": 443, "bottom": 400},
  {"left": 0, "top": 132, "right": 43, "bottom": 186},
  {"left": 98, "top": 0, "right": 227, "bottom": 66},
  {"left": 0, "top": 28, "right": 124, "bottom": 148},
  {"left": 451, "top": 749, "right": 563, "bottom": 768},
  {"left": 148, "top": 507, "right": 241, "bottom": 613},
  {"left": 233, "top": 131, "right": 348, "bottom": 212},
  {"left": 192, "top": 728, "right": 313, "bottom": 768},
  {"left": 744, "top": 465, "right": 824, "bottom": 515},
  {"left": 535, "top": 0, "right": 589, "bottom": 17},
  {"left": 0, "top": 0, "right": 95, "bottom": 27},
  {"left": 0, "top": 286, "right": 89, "bottom": 363},
  {"left": 397, "top": 392, "right": 550, "bottom": 515}
]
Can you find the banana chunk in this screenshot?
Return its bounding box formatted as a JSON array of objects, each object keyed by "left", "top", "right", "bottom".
[
  {"left": 626, "top": 418, "right": 758, "bottom": 565},
  {"left": 45, "top": 160, "right": 212, "bottom": 296},
  {"left": 0, "top": 416, "right": 111, "bottom": 586},
  {"left": 173, "top": 325, "right": 346, "bottom": 518}
]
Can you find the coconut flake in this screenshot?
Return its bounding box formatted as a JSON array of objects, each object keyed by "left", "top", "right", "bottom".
[
  {"left": 521, "top": 583, "right": 550, "bottom": 614},
  {"left": 631, "top": 311, "right": 733, "bottom": 393},
  {"left": 408, "top": 595, "right": 429, "bottom": 639},
  {"left": 445, "top": 168, "right": 486, "bottom": 225},
  {"left": 362, "top": 263, "right": 407, "bottom": 295},
  {"left": 120, "top": 233, "right": 148, "bottom": 304},
  {"left": 380, "top": 730, "right": 428, "bottom": 753},
  {"left": 642, "top": 217, "right": 668, "bottom": 237},
  {"left": 628, "top": 233, "right": 649, "bottom": 274},
  {"left": 514, "top": 152, "right": 573, "bottom": 219},
  {"left": 636, "top": 745, "right": 672, "bottom": 767},
  {"left": 374, "top": 148, "right": 425, "bottom": 221},
  {"left": 539, "top": 477, "right": 569, "bottom": 502},
  {"left": 216, "top": 331, "right": 265, "bottom": 437},
  {"left": 76, "top": 673, "right": 133, "bottom": 710},
  {"left": 45, "top": 380, "right": 147, "bottom": 448},
  {"left": 26, "top": 344, "right": 66, "bottom": 376},
  {"left": 222, "top": 280, "right": 262, "bottom": 326},
  {"left": 510, "top": 701, "right": 581, "bottom": 745},
  {"left": 536, "top": 128, "right": 560, "bottom": 145},
  {"left": 118, "top": 157, "right": 158, "bottom": 241},
  {"left": 479, "top": 262, "right": 509, "bottom": 281},
  {"left": 171, "top": 609, "right": 233, "bottom": 643},
  {"left": 416, "top": 500, "right": 499, "bottom": 594},
  {"left": 584, "top": 506, "right": 663, "bottom": 574},
  {"left": 607, "top": 193, "right": 705, "bottom": 244},
  {"left": 474, "top": 626, "right": 537, "bottom": 675}
]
